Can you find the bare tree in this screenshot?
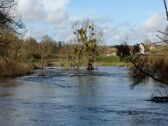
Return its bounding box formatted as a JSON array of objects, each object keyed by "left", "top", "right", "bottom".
[
  {"left": 40, "top": 35, "right": 53, "bottom": 68},
  {"left": 0, "top": 31, "right": 23, "bottom": 59},
  {"left": 72, "top": 19, "right": 103, "bottom": 70},
  {"left": 23, "top": 37, "right": 39, "bottom": 64},
  {"left": 0, "top": 0, "right": 25, "bottom": 56},
  {"left": 0, "top": 0, "right": 24, "bottom": 34}
]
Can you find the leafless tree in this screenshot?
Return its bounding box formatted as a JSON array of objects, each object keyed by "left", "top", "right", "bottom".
[
  {"left": 40, "top": 35, "right": 53, "bottom": 68},
  {"left": 0, "top": 0, "right": 24, "bottom": 34}
]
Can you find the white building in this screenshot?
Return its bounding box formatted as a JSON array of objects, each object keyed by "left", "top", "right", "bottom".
[{"left": 138, "top": 43, "right": 145, "bottom": 54}]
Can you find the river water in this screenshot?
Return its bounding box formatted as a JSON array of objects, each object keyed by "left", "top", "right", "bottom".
[{"left": 0, "top": 66, "right": 168, "bottom": 126}]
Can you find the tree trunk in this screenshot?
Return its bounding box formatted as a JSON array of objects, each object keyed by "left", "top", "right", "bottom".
[
  {"left": 40, "top": 57, "right": 45, "bottom": 69},
  {"left": 87, "top": 63, "right": 94, "bottom": 70}
]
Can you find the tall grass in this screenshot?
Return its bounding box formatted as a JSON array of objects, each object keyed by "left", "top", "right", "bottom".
[
  {"left": 0, "top": 58, "right": 33, "bottom": 77},
  {"left": 130, "top": 45, "right": 168, "bottom": 84},
  {"left": 148, "top": 54, "right": 168, "bottom": 82}
]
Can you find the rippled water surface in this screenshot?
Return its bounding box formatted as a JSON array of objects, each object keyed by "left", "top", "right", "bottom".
[{"left": 0, "top": 67, "right": 168, "bottom": 126}]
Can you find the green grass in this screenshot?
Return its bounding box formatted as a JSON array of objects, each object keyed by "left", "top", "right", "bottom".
[
  {"left": 96, "top": 56, "right": 121, "bottom": 63},
  {"left": 95, "top": 62, "right": 125, "bottom": 66},
  {"left": 30, "top": 56, "right": 123, "bottom": 67},
  {"left": 96, "top": 56, "right": 125, "bottom": 66}
]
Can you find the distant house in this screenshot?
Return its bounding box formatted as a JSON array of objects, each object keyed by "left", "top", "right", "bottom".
[
  {"left": 104, "top": 47, "right": 117, "bottom": 57},
  {"left": 135, "top": 43, "right": 156, "bottom": 55},
  {"left": 138, "top": 43, "right": 145, "bottom": 54}
]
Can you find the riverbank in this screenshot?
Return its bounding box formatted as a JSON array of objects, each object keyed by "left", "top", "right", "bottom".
[
  {"left": 95, "top": 62, "right": 126, "bottom": 66},
  {"left": 130, "top": 50, "right": 168, "bottom": 83},
  {"left": 0, "top": 56, "right": 127, "bottom": 78},
  {"left": 95, "top": 55, "right": 128, "bottom": 66},
  {"left": 0, "top": 58, "right": 33, "bottom": 77},
  {"left": 32, "top": 56, "right": 127, "bottom": 68}
]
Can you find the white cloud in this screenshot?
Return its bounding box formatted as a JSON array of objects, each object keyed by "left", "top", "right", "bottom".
[
  {"left": 16, "top": 0, "right": 70, "bottom": 25},
  {"left": 45, "top": 9, "right": 69, "bottom": 25},
  {"left": 25, "top": 14, "right": 167, "bottom": 45},
  {"left": 42, "top": 0, "right": 69, "bottom": 11},
  {"left": 139, "top": 14, "right": 166, "bottom": 33},
  {"left": 98, "top": 14, "right": 168, "bottom": 45},
  {"left": 15, "top": 0, "right": 167, "bottom": 45}
]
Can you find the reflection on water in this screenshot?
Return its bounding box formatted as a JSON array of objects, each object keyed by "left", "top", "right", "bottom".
[
  {"left": 0, "top": 67, "right": 168, "bottom": 126},
  {"left": 0, "top": 93, "right": 12, "bottom": 97}
]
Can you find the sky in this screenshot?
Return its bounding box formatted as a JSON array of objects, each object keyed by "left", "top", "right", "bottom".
[{"left": 16, "top": 0, "right": 168, "bottom": 45}]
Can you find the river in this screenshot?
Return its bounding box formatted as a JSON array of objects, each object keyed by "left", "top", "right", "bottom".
[{"left": 0, "top": 66, "right": 168, "bottom": 126}]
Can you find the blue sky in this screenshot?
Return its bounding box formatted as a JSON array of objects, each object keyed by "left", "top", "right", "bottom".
[
  {"left": 16, "top": 0, "right": 167, "bottom": 45},
  {"left": 68, "top": 0, "right": 164, "bottom": 24}
]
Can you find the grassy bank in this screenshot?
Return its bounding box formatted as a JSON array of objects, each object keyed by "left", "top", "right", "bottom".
[
  {"left": 95, "top": 62, "right": 125, "bottom": 66},
  {"left": 29, "top": 56, "right": 127, "bottom": 67},
  {"left": 31, "top": 56, "right": 126, "bottom": 67},
  {"left": 96, "top": 56, "right": 125, "bottom": 66},
  {"left": 0, "top": 58, "right": 33, "bottom": 77}
]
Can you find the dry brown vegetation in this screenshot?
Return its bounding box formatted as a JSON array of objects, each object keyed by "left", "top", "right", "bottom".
[
  {"left": 148, "top": 46, "right": 168, "bottom": 82},
  {"left": 0, "top": 58, "right": 33, "bottom": 77},
  {"left": 129, "top": 44, "right": 168, "bottom": 87}
]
